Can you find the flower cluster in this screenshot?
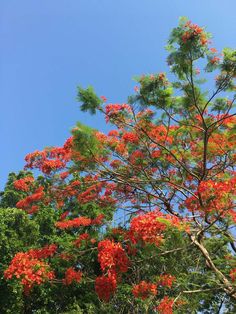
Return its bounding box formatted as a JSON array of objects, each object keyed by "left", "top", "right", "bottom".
[
  {"left": 105, "top": 103, "right": 131, "bottom": 123},
  {"left": 156, "top": 296, "right": 174, "bottom": 314},
  {"left": 130, "top": 210, "right": 181, "bottom": 246},
  {"left": 28, "top": 244, "right": 58, "bottom": 259},
  {"left": 230, "top": 269, "right": 236, "bottom": 282},
  {"left": 95, "top": 274, "right": 117, "bottom": 302},
  {"left": 181, "top": 20, "right": 208, "bottom": 46},
  {"left": 210, "top": 56, "right": 220, "bottom": 65},
  {"left": 25, "top": 137, "right": 73, "bottom": 174},
  {"left": 95, "top": 239, "right": 129, "bottom": 302},
  {"left": 91, "top": 214, "right": 105, "bottom": 225},
  {"left": 74, "top": 233, "right": 90, "bottom": 247},
  {"left": 13, "top": 176, "right": 34, "bottom": 191},
  {"left": 129, "top": 150, "right": 145, "bottom": 165},
  {"left": 55, "top": 216, "right": 92, "bottom": 229},
  {"left": 148, "top": 124, "right": 173, "bottom": 145},
  {"left": 55, "top": 214, "right": 105, "bottom": 229},
  {"left": 185, "top": 178, "right": 236, "bottom": 214},
  {"left": 122, "top": 132, "right": 139, "bottom": 144},
  {"left": 77, "top": 182, "right": 103, "bottom": 204},
  {"left": 158, "top": 274, "right": 176, "bottom": 288},
  {"left": 132, "top": 281, "right": 157, "bottom": 300},
  {"left": 63, "top": 267, "right": 82, "bottom": 285},
  {"left": 108, "top": 129, "right": 119, "bottom": 137},
  {"left": 16, "top": 186, "right": 44, "bottom": 212},
  {"left": 97, "top": 239, "right": 129, "bottom": 275},
  {"left": 4, "top": 251, "right": 55, "bottom": 294}
]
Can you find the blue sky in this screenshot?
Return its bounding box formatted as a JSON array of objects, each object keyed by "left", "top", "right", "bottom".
[{"left": 1, "top": 0, "right": 235, "bottom": 189}]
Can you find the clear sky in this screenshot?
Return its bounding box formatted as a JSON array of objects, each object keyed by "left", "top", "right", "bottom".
[{"left": 0, "top": 0, "right": 235, "bottom": 189}]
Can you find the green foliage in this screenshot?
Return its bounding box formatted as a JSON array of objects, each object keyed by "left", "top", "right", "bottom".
[
  {"left": 77, "top": 86, "right": 102, "bottom": 115},
  {"left": 0, "top": 207, "right": 39, "bottom": 313},
  {"left": 132, "top": 73, "right": 173, "bottom": 110},
  {"left": 0, "top": 171, "right": 33, "bottom": 208},
  {"left": 71, "top": 122, "right": 110, "bottom": 175}
]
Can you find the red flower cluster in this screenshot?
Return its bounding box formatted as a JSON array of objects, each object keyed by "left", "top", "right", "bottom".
[
  {"left": 158, "top": 274, "right": 176, "bottom": 288},
  {"left": 97, "top": 239, "right": 129, "bottom": 275},
  {"left": 129, "top": 150, "right": 145, "bottom": 165},
  {"left": 210, "top": 56, "right": 220, "bottom": 64},
  {"left": 115, "top": 142, "right": 127, "bottom": 155},
  {"left": 59, "top": 171, "right": 69, "bottom": 179},
  {"left": 130, "top": 211, "right": 170, "bottom": 246},
  {"left": 132, "top": 281, "right": 157, "bottom": 300},
  {"left": 41, "top": 159, "right": 65, "bottom": 174},
  {"left": 91, "top": 214, "right": 105, "bottom": 225},
  {"left": 105, "top": 103, "right": 131, "bottom": 123},
  {"left": 230, "top": 269, "right": 236, "bottom": 282},
  {"left": 60, "top": 210, "right": 70, "bottom": 220},
  {"left": 4, "top": 251, "right": 55, "bottom": 294},
  {"left": 25, "top": 137, "right": 73, "bottom": 174},
  {"left": 55, "top": 216, "right": 92, "bottom": 229},
  {"left": 100, "top": 95, "right": 107, "bottom": 102},
  {"left": 122, "top": 132, "right": 139, "bottom": 144},
  {"left": 95, "top": 239, "right": 129, "bottom": 301},
  {"left": 63, "top": 267, "right": 82, "bottom": 285},
  {"left": 151, "top": 150, "right": 161, "bottom": 158},
  {"left": 16, "top": 186, "right": 44, "bottom": 211},
  {"left": 181, "top": 21, "right": 207, "bottom": 46},
  {"left": 95, "top": 274, "right": 117, "bottom": 302},
  {"left": 148, "top": 124, "right": 173, "bottom": 145},
  {"left": 108, "top": 129, "right": 119, "bottom": 137},
  {"left": 74, "top": 233, "right": 90, "bottom": 247},
  {"left": 156, "top": 296, "right": 174, "bottom": 314},
  {"left": 13, "top": 176, "right": 34, "bottom": 191},
  {"left": 185, "top": 178, "right": 236, "bottom": 214},
  {"left": 110, "top": 159, "right": 122, "bottom": 168},
  {"left": 77, "top": 183, "right": 103, "bottom": 204},
  {"left": 28, "top": 244, "right": 58, "bottom": 259},
  {"left": 53, "top": 180, "right": 81, "bottom": 206},
  {"left": 55, "top": 214, "right": 105, "bottom": 229},
  {"left": 94, "top": 131, "right": 109, "bottom": 145}
]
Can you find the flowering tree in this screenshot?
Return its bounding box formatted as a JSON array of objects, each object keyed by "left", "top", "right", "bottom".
[{"left": 1, "top": 17, "right": 236, "bottom": 313}]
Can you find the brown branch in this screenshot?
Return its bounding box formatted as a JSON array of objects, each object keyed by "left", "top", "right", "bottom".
[{"left": 190, "top": 234, "right": 236, "bottom": 299}]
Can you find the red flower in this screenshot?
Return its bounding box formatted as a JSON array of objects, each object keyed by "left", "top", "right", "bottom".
[
  {"left": 60, "top": 171, "right": 69, "bottom": 179},
  {"left": 108, "top": 129, "right": 119, "bottom": 137},
  {"left": 55, "top": 216, "right": 92, "bottom": 229},
  {"left": 122, "top": 132, "right": 139, "bottom": 144},
  {"left": 16, "top": 186, "right": 44, "bottom": 210},
  {"left": 4, "top": 251, "right": 55, "bottom": 294},
  {"left": 13, "top": 176, "right": 34, "bottom": 191},
  {"left": 105, "top": 103, "right": 131, "bottom": 123},
  {"left": 230, "top": 269, "right": 236, "bottom": 282},
  {"left": 63, "top": 267, "right": 82, "bottom": 285},
  {"left": 91, "top": 214, "right": 105, "bottom": 225},
  {"left": 158, "top": 274, "right": 176, "bottom": 288},
  {"left": 130, "top": 210, "right": 167, "bottom": 246},
  {"left": 95, "top": 274, "right": 117, "bottom": 302},
  {"left": 156, "top": 296, "right": 174, "bottom": 314},
  {"left": 100, "top": 95, "right": 107, "bottom": 102},
  {"left": 60, "top": 211, "right": 70, "bottom": 220},
  {"left": 28, "top": 244, "right": 57, "bottom": 259},
  {"left": 210, "top": 48, "right": 217, "bottom": 53},
  {"left": 210, "top": 56, "right": 220, "bottom": 64},
  {"left": 74, "top": 233, "right": 90, "bottom": 247},
  {"left": 132, "top": 281, "right": 157, "bottom": 300},
  {"left": 97, "top": 239, "right": 129, "bottom": 274}
]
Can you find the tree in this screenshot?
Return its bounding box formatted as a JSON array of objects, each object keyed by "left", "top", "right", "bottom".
[{"left": 1, "top": 17, "right": 236, "bottom": 313}]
